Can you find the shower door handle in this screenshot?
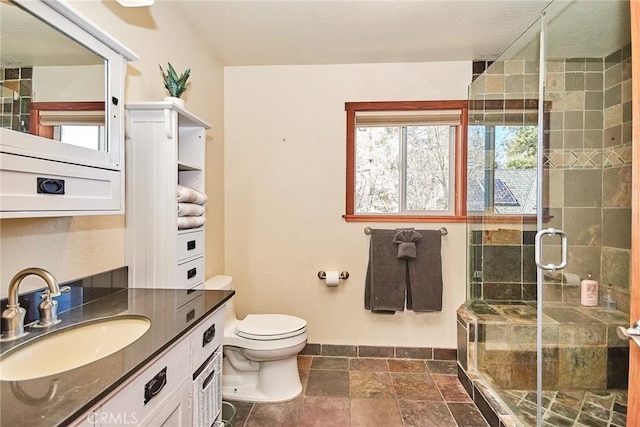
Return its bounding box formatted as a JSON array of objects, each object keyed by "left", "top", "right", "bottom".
[
  {"left": 617, "top": 321, "right": 640, "bottom": 347},
  {"left": 534, "top": 228, "right": 568, "bottom": 271}
]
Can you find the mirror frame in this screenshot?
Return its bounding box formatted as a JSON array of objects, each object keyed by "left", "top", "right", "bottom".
[{"left": 0, "top": 0, "right": 138, "bottom": 171}]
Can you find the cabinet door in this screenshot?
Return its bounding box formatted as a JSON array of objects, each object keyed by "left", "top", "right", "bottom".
[
  {"left": 0, "top": 0, "right": 136, "bottom": 219},
  {"left": 141, "top": 379, "right": 191, "bottom": 427},
  {"left": 100, "top": 337, "right": 191, "bottom": 426},
  {"left": 1, "top": 153, "right": 122, "bottom": 217}
]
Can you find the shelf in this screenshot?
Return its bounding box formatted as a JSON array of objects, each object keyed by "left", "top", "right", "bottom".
[
  {"left": 126, "top": 103, "right": 208, "bottom": 289},
  {"left": 178, "top": 161, "right": 202, "bottom": 172},
  {"left": 125, "top": 100, "right": 212, "bottom": 129}
]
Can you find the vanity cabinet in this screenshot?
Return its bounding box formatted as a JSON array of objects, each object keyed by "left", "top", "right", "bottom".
[
  {"left": 0, "top": 0, "right": 137, "bottom": 218},
  {"left": 99, "top": 336, "right": 192, "bottom": 426},
  {"left": 71, "top": 305, "right": 225, "bottom": 427},
  {"left": 125, "top": 101, "right": 211, "bottom": 289}
]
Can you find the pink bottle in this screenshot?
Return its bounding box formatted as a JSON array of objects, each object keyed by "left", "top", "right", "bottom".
[{"left": 580, "top": 273, "right": 598, "bottom": 306}]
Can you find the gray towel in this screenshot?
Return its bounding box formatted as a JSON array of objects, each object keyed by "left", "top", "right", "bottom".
[
  {"left": 407, "top": 230, "right": 443, "bottom": 312},
  {"left": 364, "top": 229, "right": 406, "bottom": 313},
  {"left": 392, "top": 228, "right": 422, "bottom": 258}
]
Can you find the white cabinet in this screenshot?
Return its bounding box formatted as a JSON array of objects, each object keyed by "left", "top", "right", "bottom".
[
  {"left": 142, "top": 379, "right": 191, "bottom": 427},
  {"left": 0, "top": 0, "right": 137, "bottom": 218},
  {"left": 125, "top": 101, "right": 211, "bottom": 289},
  {"left": 99, "top": 336, "right": 192, "bottom": 427},
  {"left": 71, "top": 305, "right": 225, "bottom": 427}
]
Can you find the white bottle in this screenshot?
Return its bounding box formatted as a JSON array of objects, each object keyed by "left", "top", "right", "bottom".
[{"left": 580, "top": 273, "right": 598, "bottom": 306}]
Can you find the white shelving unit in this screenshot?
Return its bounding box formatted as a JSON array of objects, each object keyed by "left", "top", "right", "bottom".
[{"left": 125, "top": 100, "right": 211, "bottom": 289}]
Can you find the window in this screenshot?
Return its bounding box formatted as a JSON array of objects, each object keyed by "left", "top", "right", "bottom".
[
  {"left": 29, "top": 101, "right": 105, "bottom": 151},
  {"left": 466, "top": 99, "right": 548, "bottom": 219},
  {"left": 467, "top": 124, "right": 538, "bottom": 216},
  {"left": 57, "top": 125, "right": 105, "bottom": 151},
  {"left": 345, "top": 101, "right": 467, "bottom": 222}
]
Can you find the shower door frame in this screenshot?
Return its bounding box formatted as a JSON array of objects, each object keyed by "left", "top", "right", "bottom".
[{"left": 628, "top": 1, "right": 639, "bottom": 425}]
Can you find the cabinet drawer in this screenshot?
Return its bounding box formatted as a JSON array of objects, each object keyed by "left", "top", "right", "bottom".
[
  {"left": 191, "top": 306, "right": 225, "bottom": 372},
  {"left": 176, "top": 229, "right": 204, "bottom": 262},
  {"left": 1, "top": 152, "right": 122, "bottom": 217},
  {"left": 175, "top": 295, "right": 205, "bottom": 329},
  {"left": 175, "top": 257, "right": 203, "bottom": 289},
  {"left": 140, "top": 378, "right": 191, "bottom": 427},
  {"left": 174, "top": 286, "right": 201, "bottom": 309},
  {"left": 100, "top": 336, "right": 191, "bottom": 426}
]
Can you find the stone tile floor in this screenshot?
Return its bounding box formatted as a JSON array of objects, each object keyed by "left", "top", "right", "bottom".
[
  {"left": 500, "top": 388, "right": 628, "bottom": 427},
  {"left": 226, "top": 355, "right": 489, "bottom": 426}
]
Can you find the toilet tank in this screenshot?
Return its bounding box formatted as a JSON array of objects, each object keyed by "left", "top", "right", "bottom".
[
  {"left": 204, "top": 275, "right": 237, "bottom": 330},
  {"left": 204, "top": 275, "right": 233, "bottom": 291}
]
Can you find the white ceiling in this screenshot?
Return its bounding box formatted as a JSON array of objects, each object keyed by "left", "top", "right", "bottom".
[
  {"left": 173, "top": 0, "right": 555, "bottom": 66},
  {"left": 2, "top": 0, "right": 630, "bottom": 69}
]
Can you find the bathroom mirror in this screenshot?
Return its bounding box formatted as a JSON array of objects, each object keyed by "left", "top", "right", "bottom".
[
  {"left": 0, "top": 0, "right": 137, "bottom": 218},
  {"left": 1, "top": 0, "right": 107, "bottom": 151}
]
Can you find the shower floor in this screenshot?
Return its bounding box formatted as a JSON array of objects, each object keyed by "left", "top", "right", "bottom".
[
  {"left": 498, "top": 387, "right": 627, "bottom": 426},
  {"left": 457, "top": 300, "right": 630, "bottom": 426}
]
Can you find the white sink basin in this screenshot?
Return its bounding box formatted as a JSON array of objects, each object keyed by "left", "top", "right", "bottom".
[{"left": 0, "top": 315, "right": 151, "bottom": 381}]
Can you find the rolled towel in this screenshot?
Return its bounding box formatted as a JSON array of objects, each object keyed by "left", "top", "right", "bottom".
[
  {"left": 392, "top": 228, "right": 422, "bottom": 258},
  {"left": 177, "top": 203, "right": 205, "bottom": 217},
  {"left": 177, "top": 216, "right": 206, "bottom": 230},
  {"left": 176, "top": 185, "right": 208, "bottom": 205}
]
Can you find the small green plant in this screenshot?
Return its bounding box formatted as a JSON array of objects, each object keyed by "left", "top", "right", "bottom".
[{"left": 159, "top": 62, "right": 190, "bottom": 98}]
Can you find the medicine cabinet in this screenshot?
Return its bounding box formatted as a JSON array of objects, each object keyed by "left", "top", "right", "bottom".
[{"left": 0, "top": 0, "right": 138, "bottom": 218}]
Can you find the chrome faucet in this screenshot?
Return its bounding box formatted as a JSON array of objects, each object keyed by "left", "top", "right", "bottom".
[{"left": 1, "top": 268, "right": 62, "bottom": 340}]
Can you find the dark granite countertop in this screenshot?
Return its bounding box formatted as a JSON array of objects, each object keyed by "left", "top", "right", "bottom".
[{"left": 0, "top": 286, "right": 234, "bottom": 426}]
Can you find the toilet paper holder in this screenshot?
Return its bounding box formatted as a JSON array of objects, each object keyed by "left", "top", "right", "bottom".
[{"left": 317, "top": 271, "right": 349, "bottom": 280}]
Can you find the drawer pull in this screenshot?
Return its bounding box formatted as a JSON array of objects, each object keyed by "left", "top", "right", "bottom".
[
  {"left": 37, "top": 177, "right": 65, "bottom": 195},
  {"left": 186, "top": 308, "right": 195, "bottom": 323},
  {"left": 187, "top": 268, "right": 197, "bottom": 280},
  {"left": 144, "top": 367, "right": 167, "bottom": 405},
  {"left": 187, "top": 240, "right": 196, "bottom": 250},
  {"left": 202, "top": 369, "right": 216, "bottom": 390},
  {"left": 202, "top": 324, "right": 215, "bottom": 347}
]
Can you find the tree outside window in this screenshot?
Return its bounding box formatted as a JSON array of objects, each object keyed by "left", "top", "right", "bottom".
[{"left": 345, "top": 100, "right": 467, "bottom": 223}]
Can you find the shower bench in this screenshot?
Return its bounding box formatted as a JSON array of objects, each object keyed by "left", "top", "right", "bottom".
[{"left": 457, "top": 300, "right": 629, "bottom": 391}]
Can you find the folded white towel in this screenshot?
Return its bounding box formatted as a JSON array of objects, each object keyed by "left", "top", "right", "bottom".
[
  {"left": 177, "top": 216, "right": 206, "bottom": 230},
  {"left": 176, "top": 185, "right": 208, "bottom": 205},
  {"left": 177, "top": 203, "right": 205, "bottom": 217}
]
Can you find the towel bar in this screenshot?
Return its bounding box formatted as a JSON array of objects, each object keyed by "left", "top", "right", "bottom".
[{"left": 363, "top": 226, "right": 448, "bottom": 236}]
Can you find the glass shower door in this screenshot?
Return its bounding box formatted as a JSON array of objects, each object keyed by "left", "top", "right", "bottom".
[
  {"left": 537, "top": 1, "right": 632, "bottom": 425},
  {"left": 466, "top": 10, "right": 544, "bottom": 426}
]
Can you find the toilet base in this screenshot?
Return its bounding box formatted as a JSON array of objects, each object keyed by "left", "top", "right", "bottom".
[{"left": 222, "top": 354, "right": 302, "bottom": 402}]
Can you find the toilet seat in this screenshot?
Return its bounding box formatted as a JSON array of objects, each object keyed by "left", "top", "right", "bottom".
[{"left": 235, "top": 314, "right": 306, "bottom": 341}]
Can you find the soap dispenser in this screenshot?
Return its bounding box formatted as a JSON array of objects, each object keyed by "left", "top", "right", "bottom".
[{"left": 580, "top": 273, "right": 598, "bottom": 306}]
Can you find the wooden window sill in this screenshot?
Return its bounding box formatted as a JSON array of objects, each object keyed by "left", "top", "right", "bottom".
[{"left": 343, "top": 214, "right": 467, "bottom": 223}]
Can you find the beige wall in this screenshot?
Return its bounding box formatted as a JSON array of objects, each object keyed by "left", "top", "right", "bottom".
[
  {"left": 1, "top": 3, "right": 471, "bottom": 350},
  {"left": 33, "top": 65, "right": 104, "bottom": 101},
  {"left": 224, "top": 62, "right": 470, "bottom": 348},
  {"left": 0, "top": 1, "right": 225, "bottom": 295}
]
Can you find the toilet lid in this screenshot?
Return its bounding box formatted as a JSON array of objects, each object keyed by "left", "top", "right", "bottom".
[{"left": 236, "top": 314, "right": 307, "bottom": 340}]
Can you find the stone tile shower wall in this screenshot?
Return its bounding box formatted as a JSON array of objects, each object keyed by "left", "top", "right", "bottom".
[
  {"left": 544, "top": 46, "right": 632, "bottom": 313},
  {"left": 469, "top": 47, "right": 632, "bottom": 314},
  {"left": 469, "top": 229, "right": 537, "bottom": 301},
  {"left": 0, "top": 67, "right": 32, "bottom": 132}
]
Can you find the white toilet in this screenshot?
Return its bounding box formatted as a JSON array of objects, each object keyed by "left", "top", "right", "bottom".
[{"left": 203, "top": 276, "right": 308, "bottom": 403}]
